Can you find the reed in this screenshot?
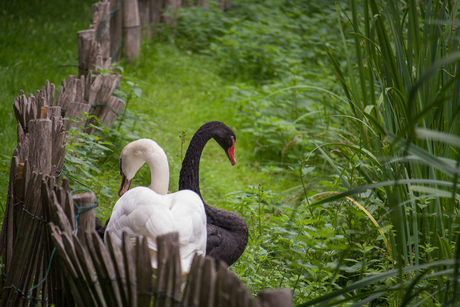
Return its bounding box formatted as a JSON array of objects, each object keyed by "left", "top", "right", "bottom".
[{"left": 305, "top": 0, "right": 460, "bottom": 305}]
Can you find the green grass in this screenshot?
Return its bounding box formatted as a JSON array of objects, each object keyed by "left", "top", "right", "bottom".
[{"left": 110, "top": 43, "right": 293, "bottom": 214}]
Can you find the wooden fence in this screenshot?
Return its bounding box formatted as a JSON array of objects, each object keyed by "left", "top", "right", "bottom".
[
  {"left": 80, "top": 0, "right": 231, "bottom": 67},
  {"left": 0, "top": 80, "right": 292, "bottom": 306}
]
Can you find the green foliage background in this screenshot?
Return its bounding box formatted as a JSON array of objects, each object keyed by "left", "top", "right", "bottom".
[{"left": 1, "top": 0, "right": 460, "bottom": 306}]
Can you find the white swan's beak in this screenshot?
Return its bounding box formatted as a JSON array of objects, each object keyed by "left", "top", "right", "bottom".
[{"left": 118, "top": 173, "right": 132, "bottom": 197}]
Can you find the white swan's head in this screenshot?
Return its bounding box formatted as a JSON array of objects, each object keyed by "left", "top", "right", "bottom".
[{"left": 118, "top": 139, "right": 170, "bottom": 196}]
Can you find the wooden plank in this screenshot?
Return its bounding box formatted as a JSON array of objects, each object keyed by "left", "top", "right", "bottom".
[
  {"left": 92, "top": 2, "right": 111, "bottom": 60},
  {"left": 24, "top": 219, "right": 47, "bottom": 306},
  {"left": 168, "top": 234, "right": 182, "bottom": 307},
  {"left": 13, "top": 94, "right": 25, "bottom": 129},
  {"left": 16, "top": 123, "right": 25, "bottom": 145},
  {"left": 61, "top": 232, "right": 98, "bottom": 306},
  {"left": 47, "top": 106, "right": 62, "bottom": 119},
  {"left": 105, "top": 232, "right": 129, "bottom": 306},
  {"left": 138, "top": 0, "right": 150, "bottom": 36},
  {"left": 86, "top": 231, "right": 123, "bottom": 307},
  {"left": 49, "top": 224, "right": 88, "bottom": 307},
  {"left": 137, "top": 236, "right": 153, "bottom": 307},
  {"left": 1, "top": 173, "right": 44, "bottom": 306},
  {"left": 122, "top": 0, "right": 141, "bottom": 62},
  {"left": 161, "top": 0, "right": 180, "bottom": 25},
  {"left": 153, "top": 232, "right": 181, "bottom": 307},
  {"left": 96, "top": 74, "right": 121, "bottom": 106},
  {"left": 13, "top": 160, "right": 28, "bottom": 232},
  {"left": 44, "top": 181, "right": 74, "bottom": 235},
  {"left": 0, "top": 156, "right": 19, "bottom": 275},
  {"left": 56, "top": 75, "right": 78, "bottom": 110},
  {"left": 257, "top": 289, "right": 292, "bottom": 307},
  {"left": 109, "top": 0, "right": 123, "bottom": 62},
  {"left": 88, "top": 74, "right": 103, "bottom": 106},
  {"left": 154, "top": 233, "right": 169, "bottom": 307},
  {"left": 28, "top": 224, "right": 46, "bottom": 307},
  {"left": 50, "top": 114, "right": 66, "bottom": 177},
  {"left": 214, "top": 261, "right": 232, "bottom": 307},
  {"left": 149, "top": 0, "right": 165, "bottom": 38},
  {"left": 64, "top": 102, "right": 92, "bottom": 131},
  {"left": 96, "top": 96, "right": 124, "bottom": 130},
  {"left": 28, "top": 119, "right": 52, "bottom": 174},
  {"left": 181, "top": 254, "right": 204, "bottom": 307},
  {"left": 72, "top": 191, "right": 96, "bottom": 241},
  {"left": 122, "top": 232, "right": 137, "bottom": 307},
  {"left": 36, "top": 80, "right": 55, "bottom": 109},
  {"left": 78, "top": 30, "right": 98, "bottom": 77},
  {"left": 86, "top": 74, "right": 122, "bottom": 133},
  {"left": 199, "top": 256, "right": 216, "bottom": 307},
  {"left": 26, "top": 93, "right": 37, "bottom": 124},
  {"left": 74, "top": 233, "right": 107, "bottom": 307},
  {"left": 75, "top": 75, "right": 86, "bottom": 103}
]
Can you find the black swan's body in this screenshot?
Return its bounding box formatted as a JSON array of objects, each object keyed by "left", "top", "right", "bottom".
[{"left": 179, "top": 121, "right": 248, "bottom": 267}]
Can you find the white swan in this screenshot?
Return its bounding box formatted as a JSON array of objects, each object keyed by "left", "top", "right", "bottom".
[{"left": 105, "top": 139, "right": 207, "bottom": 274}]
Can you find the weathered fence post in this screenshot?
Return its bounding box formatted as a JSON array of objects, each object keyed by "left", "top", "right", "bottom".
[{"left": 123, "top": 0, "right": 141, "bottom": 62}]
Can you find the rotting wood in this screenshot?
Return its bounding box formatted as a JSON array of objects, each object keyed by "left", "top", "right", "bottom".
[
  {"left": 74, "top": 234, "right": 106, "bottom": 307},
  {"left": 91, "top": 231, "right": 123, "bottom": 307},
  {"left": 137, "top": 236, "right": 153, "bottom": 307},
  {"left": 122, "top": 232, "right": 137, "bottom": 307},
  {"left": 105, "top": 232, "right": 129, "bottom": 306},
  {"left": 181, "top": 254, "right": 203, "bottom": 306},
  {"left": 199, "top": 256, "right": 216, "bottom": 307}
]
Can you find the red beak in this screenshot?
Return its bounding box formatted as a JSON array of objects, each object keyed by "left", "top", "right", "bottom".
[
  {"left": 118, "top": 173, "right": 132, "bottom": 197},
  {"left": 226, "top": 140, "right": 236, "bottom": 166}
]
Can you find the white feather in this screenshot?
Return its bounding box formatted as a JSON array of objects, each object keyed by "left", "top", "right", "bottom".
[{"left": 105, "top": 139, "right": 206, "bottom": 274}]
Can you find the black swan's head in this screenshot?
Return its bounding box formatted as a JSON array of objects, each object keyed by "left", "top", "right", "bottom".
[{"left": 209, "top": 122, "right": 236, "bottom": 165}]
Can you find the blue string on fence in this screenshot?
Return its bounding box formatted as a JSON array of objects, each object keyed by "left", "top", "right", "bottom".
[
  {"left": 29, "top": 188, "right": 98, "bottom": 307},
  {"left": 70, "top": 188, "right": 99, "bottom": 235},
  {"left": 55, "top": 166, "right": 66, "bottom": 178},
  {"left": 29, "top": 248, "right": 56, "bottom": 307}
]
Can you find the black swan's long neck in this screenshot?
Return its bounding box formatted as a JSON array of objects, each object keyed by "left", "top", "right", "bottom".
[{"left": 178, "top": 127, "right": 214, "bottom": 199}]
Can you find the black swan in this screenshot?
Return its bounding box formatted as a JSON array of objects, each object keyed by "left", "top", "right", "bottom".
[{"left": 179, "top": 121, "right": 248, "bottom": 267}]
